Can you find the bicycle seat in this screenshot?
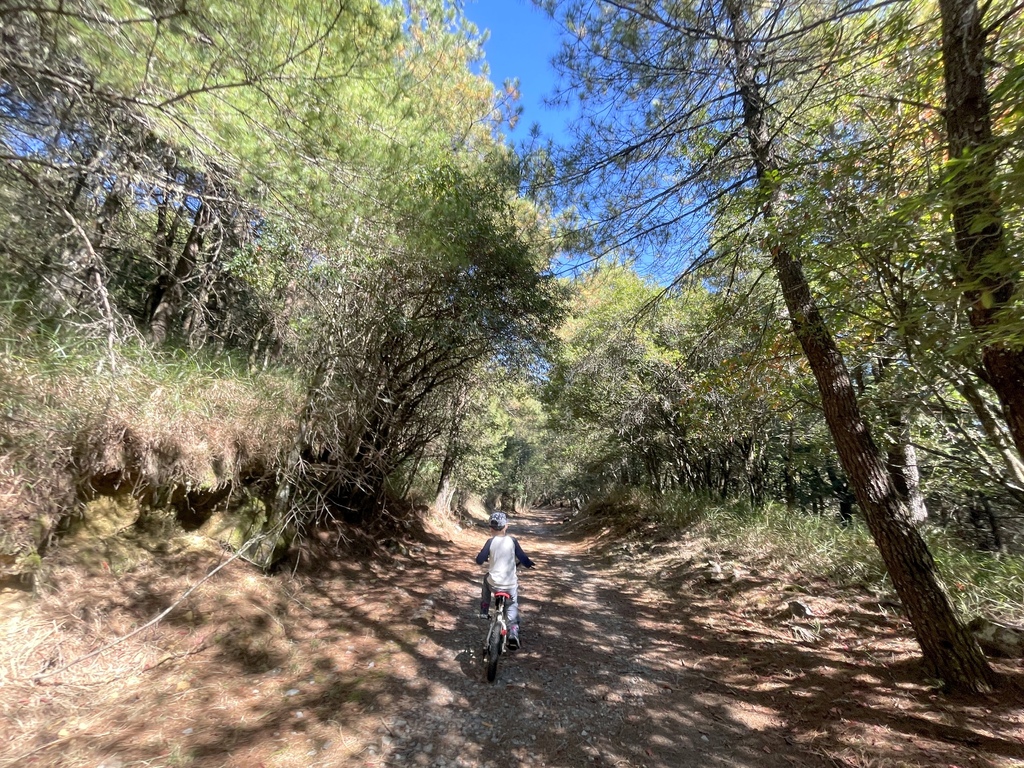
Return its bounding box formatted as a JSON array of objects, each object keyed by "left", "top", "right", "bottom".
[{"left": 493, "top": 591, "right": 512, "bottom": 599}]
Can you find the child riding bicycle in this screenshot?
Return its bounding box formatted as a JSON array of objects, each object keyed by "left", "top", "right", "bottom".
[{"left": 475, "top": 511, "right": 535, "bottom": 649}]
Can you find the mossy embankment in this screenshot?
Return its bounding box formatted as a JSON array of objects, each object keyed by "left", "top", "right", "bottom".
[{"left": 0, "top": 335, "right": 303, "bottom": 587}]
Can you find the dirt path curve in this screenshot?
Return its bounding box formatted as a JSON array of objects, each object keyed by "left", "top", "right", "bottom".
[{"left": 372, "top": 505, "right": 826, "bottom": 768}]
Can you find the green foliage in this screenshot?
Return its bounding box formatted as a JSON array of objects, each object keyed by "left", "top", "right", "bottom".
[
  {"left": 0, "top": 0, "right": 565, "bottom": 537},
  {"left": 541, "top": 260, "right": 829, "bottom": 504},
  {"left": 655, "top": 494, "right": 1024, "bottom": 623},
  {"left": 925, "top": 527, "right": 1024, "bottom": 622},
  {"left": 532, "top": 0, "right": 1024, "bottom": 554},
  {"left": 490, "top": 386, "right": 551, "bottom": 506}
]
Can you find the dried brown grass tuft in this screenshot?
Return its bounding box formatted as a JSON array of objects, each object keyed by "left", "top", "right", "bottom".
[
  {"left": 0, "top": 341, "right": 302, "bottom": 575},
  {"left": 74, "top": 360, "right": 299, "bottom": 493},
  {"left": 0, "top": 348, "right": 79, "bottom": 564}
]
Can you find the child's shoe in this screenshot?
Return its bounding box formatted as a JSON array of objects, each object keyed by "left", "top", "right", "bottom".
[
  {"left": 479, "top": 601, "right": 489, "bottom": 619},
  {"left": 508, "top": 625, "right": 521, "bottom": 650}
]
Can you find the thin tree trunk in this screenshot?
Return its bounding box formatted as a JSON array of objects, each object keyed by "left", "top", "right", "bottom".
[
  {"left": 434, "top": 476, "right": 457, "bottom": 516},
  {"left": 182, "top": 241, "right": 221, "bottom": 349},
  {"left": 144, "top": 193, "right": 184, "bottom": 326},
  {"left": 434, "top": 384, "right": 469, "bottom": 514},
  {"left": 825, "top": 465, "right": 855, "bottom": 525},
  {"left": 941, "top": 0, "right": 1024, "bottom": 459},
  {"left": 981, "top": 496, "right": 1005, "bottom": 554},
  {"left": 782, "top": 426, "right": 797, "bottom": 509},
  {"left": 957, "top": 374, "right": 1024, "bottom": 489},
  {"left": 726, "top": 0, "right": 997, "bottom": 692},
  {"left": 887, "top": 437, "right": 927, "bottom": 524},
  {"left": 883, "top": 405, "right": 928, "bottom": 524},
  {"left": 149, "top": 201, "right": 207, "bottom": 345},
  {"left": 873, "top": 355, "right": 928, "bottom": 523}
]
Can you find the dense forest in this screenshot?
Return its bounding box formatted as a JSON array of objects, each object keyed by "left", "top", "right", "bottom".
[{"left": 2, "top": 0, "right": 1024, "bottom": 696}]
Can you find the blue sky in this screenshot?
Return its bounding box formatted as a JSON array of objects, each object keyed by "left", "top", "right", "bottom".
[
  {"left": 460, "top": 2, "right": 699, "bottom": 284},
  {"left": 461, "top": 0, "right": 573, "bottom": 143}
]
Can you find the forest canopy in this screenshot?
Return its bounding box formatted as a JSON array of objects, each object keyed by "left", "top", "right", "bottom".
[
  {"left": 0, "top": 0, "right": 562, "bottom": 546},
  {"left": 3, "top": 0, "right": 1024, "bottom": 694},
  {"left": 530, "top": 0, "right": 1024, "bottom": 691}
]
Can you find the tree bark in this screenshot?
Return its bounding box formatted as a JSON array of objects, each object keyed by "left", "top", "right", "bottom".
[
  {"left": 980, "top": 496, "right": 1005, "bottom": 554},
  {"left": 882, "top": 406, "right": 928, "bottom": 524},
  {"left": 769, "top": 209, "right": 997, "bottom": 693},
  {"left": 955, "top": 374, "right": 1024, "bottom": 489},
  {"left": 873, "top": 356, "right": 928, "bottom": 523},
  {"left": 726, "top": 0, "right": 998, "bottom": 693},
  {"left": 940, "top": 0, "right": 1024, "bottom": 459},
  {"left": 887, "top": 437, "right": 927, "bottom": 524},
  {"left": 782, "top": 426, "right": 797, "bottom": 509},
  {"left": 149, "top": 201, "right": 207, "bottom": 345},
  {"left": 434, "top": 384, "right": 469, "bottom": 514}
]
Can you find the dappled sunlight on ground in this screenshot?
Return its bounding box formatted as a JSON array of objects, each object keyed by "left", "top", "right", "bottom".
[{"left": 1, "top": 505, "right": 1022, "bottom": 767}]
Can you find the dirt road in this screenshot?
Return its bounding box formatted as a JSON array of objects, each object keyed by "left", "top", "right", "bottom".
[
  {"left": 3, "top": 505, "right": 1022, "bottom": 767},
  {"left": 394, "top": 504, "right": 823, "bottom": 768}
]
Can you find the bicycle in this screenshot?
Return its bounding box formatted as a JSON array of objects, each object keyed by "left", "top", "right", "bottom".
[{"left": 482, "top": 590, "right": 513, "bottom": 682}]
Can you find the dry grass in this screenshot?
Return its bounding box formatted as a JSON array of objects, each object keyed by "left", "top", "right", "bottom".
[
  {"left": 71, "top": 355, "right": 300, "bottom": 492},
  {"left": 0, "top": 336, "right": 302, "bottom": 574},
  {"left": 1, "top": 536, "right": 290, "bottom": 767},
  {"left": 686, "top": 500, "right": 1024, "bottom": 626}
]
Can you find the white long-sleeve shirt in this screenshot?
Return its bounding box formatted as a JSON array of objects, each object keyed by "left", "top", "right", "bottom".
[{"left": 475, "top": 534, "right": 534, "bottom": 591}]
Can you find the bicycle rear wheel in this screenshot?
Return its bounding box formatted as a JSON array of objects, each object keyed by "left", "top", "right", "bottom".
[{"left": 485, "top": 621, "right": 502, "bottom": 682}]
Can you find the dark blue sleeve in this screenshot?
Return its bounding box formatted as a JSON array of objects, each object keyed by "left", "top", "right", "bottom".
[
  {"left": 512, "top": 537, "right": 535, "bottom": 568},
  {"left": 475, "top": 538, "right": 493, "bottom": 565}
]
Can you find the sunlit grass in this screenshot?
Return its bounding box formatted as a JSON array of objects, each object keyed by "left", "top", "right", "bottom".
[
  {"left": 0, "top": 310, "right": 303, "bottom": 559},
  {"left": 652, "top": 492, "right": 1024, "bottom": 624},
  {"left": 2, "top": 319, "right": 301, "bottom": 447},
  {"left": 924, "top": 527, "right": 1024, "bottom": 622}
]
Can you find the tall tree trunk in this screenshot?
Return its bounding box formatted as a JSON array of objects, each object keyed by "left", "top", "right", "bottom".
[
  {"left": 887, "top": 434, "right": 927, "bottom": 524},
  {"left": 941, "top": 0, "right": 1024, "bottom": 458},
  {"left": 782, "top": 426, "right": 797, "bottom": 509},
  {"left": 725, "top": 0, "right": 997, "bottom": 692},
  {"left": 824, "top": 465, "right": 856, "bottom": 525},
  {"left": 980, "top": 496, "right": 1005, "bottom": 554},
  {"left": 874, "top": 356, "right": 928, "bottom": 523},
  {"left": 145, "top": 188, "right": 185, "bottom": 319},
  {"left": 182, "top": 250, "right": 220, "bottom": 349}
]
